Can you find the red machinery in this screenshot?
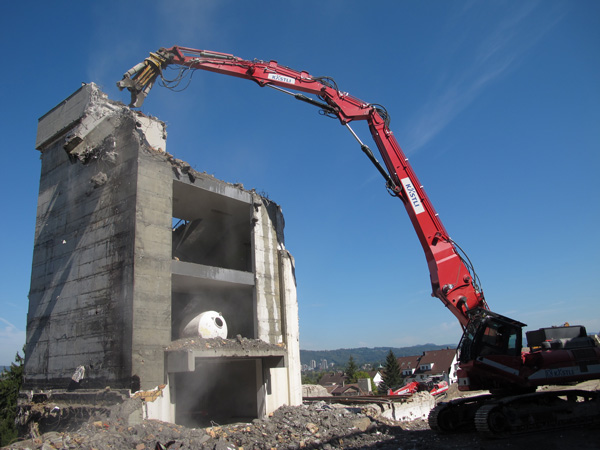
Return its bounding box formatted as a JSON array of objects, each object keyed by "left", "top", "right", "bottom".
[
  {"left": 389, "top": 381, "right": 422, "bottom": 397},
  {"left": 429, "top": 380, "right": 449, "bottom": 396},
  {"left": 389, "top": 380, "right": 448, "bottom": 397},
  {"left": 118, "top": 47, "right": 600, "bottom": 437}
]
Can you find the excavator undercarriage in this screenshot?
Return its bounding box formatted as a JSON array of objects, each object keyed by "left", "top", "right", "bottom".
[{"left": 430, "top": 388, "right": 600, "bottom": 438}]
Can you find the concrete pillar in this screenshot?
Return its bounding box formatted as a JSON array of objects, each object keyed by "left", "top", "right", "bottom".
[{"left": 27, "top": 83, "right": 170, "bottom": 390}]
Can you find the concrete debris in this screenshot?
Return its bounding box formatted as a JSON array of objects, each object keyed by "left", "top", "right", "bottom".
[
  {"left": 302, "top": 384, "right": 331, "bottom": 398},
  {"left": 380, "top": 391, "right": 436, "bottom": 422},
  {"left": 36, "top": 83, "right": 166, "bottom": 166},
  {"left": 166, "top": 335, "right": 285, "bottom": 352},
  {"left": 62, "top": 92, "right": 124, "bottom": 164},
  {"left": 132, "top": 385, "right": 166, "bottom": 403},
  {"left": 7, "top": 395, "right": 600, "bottom": 449},
  {"left": 70, "top": 366, "right": 85, "bottom": 383},
  {"left": 89, "top": 171, "right": 108, "bottom": 188}
]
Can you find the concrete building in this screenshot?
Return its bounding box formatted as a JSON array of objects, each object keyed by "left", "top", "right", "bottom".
[{"left": 25, "top": 83, "right": 301, "bottom": 426}]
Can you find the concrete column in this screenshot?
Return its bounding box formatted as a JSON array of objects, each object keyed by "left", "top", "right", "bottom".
[
  {"left": 27, "top": 84, "right": 140, "bottom": 388},
  {"left": 131, "top": 117, "right": 172, "bottom": 389},
  {"left": 279, "top": 249, "right": 302, "bottom": 405},
  {"left": 252, "top": 196, "right": 284, "bottom": 344},
  {"left": 27, "top": 84, "right": 171, "bottom": 390}
]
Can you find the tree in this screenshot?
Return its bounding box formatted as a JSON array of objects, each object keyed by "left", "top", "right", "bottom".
[
  {"left": 351, "top": 370, "right": 370, "bottom": 383},
  {"left": 345, "top": 356, "right": 357, "bottom": 382},
  {"left": 0, "top": 351, "right": 24, "bottom": 446},
  {"left": 301, "top": 371, "right": 321, "bottom": 385},
  {"left": 380, "top": 350, "right": 403, "bottom": 393}
]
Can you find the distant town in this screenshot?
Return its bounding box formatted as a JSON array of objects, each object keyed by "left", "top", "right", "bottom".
[
  {"left": 300, "top": 343, "right": 454, "bottom": 372},
  {"left": 300, "top": 344, "right": 458, "bottom": 397}
]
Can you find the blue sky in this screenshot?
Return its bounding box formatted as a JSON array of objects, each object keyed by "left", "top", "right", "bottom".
[{"left": 1, "top": 1, "right": 599, "bottom": 365}]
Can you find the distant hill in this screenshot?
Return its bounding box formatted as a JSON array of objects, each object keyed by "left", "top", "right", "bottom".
[{"left": 300, "top": 343, "right": 456, "bottom": 368}]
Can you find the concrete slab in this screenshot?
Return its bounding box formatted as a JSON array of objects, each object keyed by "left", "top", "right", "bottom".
[
  {"left": 167, "top": 349, "right": 285, "bottom": 373},
  {"left": 36, "top": 83, "right": 98, "bottom": 150},
  {"left": 172, "top": 260, "right": 255, "bottom": 291},
  {"left": 165, "top": 336, "right": 286, "bottom": 372}
]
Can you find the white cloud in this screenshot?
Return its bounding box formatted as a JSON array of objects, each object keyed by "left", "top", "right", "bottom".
[
  {"left": 0, "top": 317, "right": 26, "bottom": 366},
  {"left": 403, "top": 2, "right": 563, "bottom": 154},
  {"left": 154, "top": 0, "right": 223, "bottom": 46}
]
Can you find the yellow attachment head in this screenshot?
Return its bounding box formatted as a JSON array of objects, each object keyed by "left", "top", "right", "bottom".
[{"left": 117, "top": 51, "right": 170, "bottom": 107}]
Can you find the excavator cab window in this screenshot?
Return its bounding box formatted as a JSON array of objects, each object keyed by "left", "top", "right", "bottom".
[
  {"left": 459, "top": 311, "right": 524, "bottom": 363},
  {"left": 476, "top": 319, "right": 522, "bottom": 358}
]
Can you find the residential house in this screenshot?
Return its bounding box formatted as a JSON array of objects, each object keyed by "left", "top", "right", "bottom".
[
  {"left": 318, "top": 372, "right": 347, "bottom": 389},
  {"left": 368, "top": 369, "right": 383, "bottom": 388},
  {"left": 396, "top": 355, "right": 421, "bottom": 378},
  {"left": 330, "top": 384, "right": 365, "bottom": 396},
  {"left": 413, "top": 348, "right": 458, "bottom": 383}
]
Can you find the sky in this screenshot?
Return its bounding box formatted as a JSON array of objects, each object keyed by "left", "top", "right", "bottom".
[{"left": 0, "top": 1, "right": 599, "bottom": 365}]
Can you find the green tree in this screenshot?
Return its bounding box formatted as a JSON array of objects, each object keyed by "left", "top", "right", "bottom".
[
  {"left": 0, "top": 351, "right": 24, "bottom": 446},
  {"left": 301, "top": 371, "right": 321, "bottom": 385},
  {"left": 380, "top": 350, "right": 403, "bottom": 393},
  {"left": 350, "top": 370, "right": 370, "bottom": 384},
  {"left": 345, "top": 356, "right": 357, "bottom": 382}
]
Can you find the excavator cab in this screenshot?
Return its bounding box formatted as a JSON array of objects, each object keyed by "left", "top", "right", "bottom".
[
  {"left": 457, "top": 309, "right": 527, "bottom": 392},
  {"left": 459, "top": 309, "right": 525, "bottom": 363}
]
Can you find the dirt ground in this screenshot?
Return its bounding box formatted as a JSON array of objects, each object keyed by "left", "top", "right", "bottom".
[
  {"left": 4, "top": 409, "right": 599, "bottom": 450},
  {"left": 4, "top": 380, "right": 599, "bottom": 450}
]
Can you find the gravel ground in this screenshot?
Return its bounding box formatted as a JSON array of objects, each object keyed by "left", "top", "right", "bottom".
[
  {"left": 4, "top": 399, "right": 600, "bottom": 450},
  {"left": 5, "top": 381, "right": 600, "bottom": 449}
]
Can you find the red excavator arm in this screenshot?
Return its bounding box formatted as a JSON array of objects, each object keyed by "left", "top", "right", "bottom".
[
  {"left": 117, "top": 46, "right": 488, "bottom": 328},
  {"left": 118, "top": 47, "right": 600, "bottom": 436}
]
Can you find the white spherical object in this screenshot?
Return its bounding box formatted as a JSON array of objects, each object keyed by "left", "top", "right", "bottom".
[{"left": 181, "top": 311, "right": 228, "bottom": 339}]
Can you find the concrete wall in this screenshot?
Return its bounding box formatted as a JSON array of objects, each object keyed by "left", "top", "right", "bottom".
[
  {"left": 27, "top": 84, "right": 142, "bottom": 389},
  {"left": 28, "top": 84, "right": 172, "bottom": 390}
]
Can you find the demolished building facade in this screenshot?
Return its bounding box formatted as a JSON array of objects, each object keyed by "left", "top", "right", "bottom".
[{"left": 25, "top": 83, "right": 302, "bottom": 426}]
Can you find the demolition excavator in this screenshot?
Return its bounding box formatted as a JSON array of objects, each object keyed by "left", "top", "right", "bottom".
[{"left": 117, "top": 46, "right": 600, "bottom": 437}]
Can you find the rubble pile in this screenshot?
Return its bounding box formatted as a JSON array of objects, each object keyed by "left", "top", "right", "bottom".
[
  {"left": 224, "top": 403, "right": 378, "bottom": 449},
  {"left": 6, "top": 402, "right": 393, "bottom": 450},
  {"left": 5, "top": 397, "right": 600, "bottom": 450}
]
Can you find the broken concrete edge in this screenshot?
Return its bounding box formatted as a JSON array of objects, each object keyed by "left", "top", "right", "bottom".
[
  {"left": 131, "top": 384, "right": 167, "bottom": 402},
  {"left": 36, "top": 82, "right": 166, "bottom": 165},
  {"left": 20, "top": 384, "right": 166, "bottom": 404},
  {"left": 16, "top": 394, "right": 147, "bottom": 437},
  {"left": 166, "top": 336, "right": 287, "bottom": 352},
  {"left": 17, "top": 385, "right": 167, "bottom": 419},
  {"left": 167, "top": 150, "right": 285, "bottom": 217},
  {"left": 18, "top": 388, "right": 130, "bottom": 405},
  {"left": 35, "top": 83, "right": 285, "bottom": 220},
  {"left": 16, "top": 385, "right": 166, "bottom": 434},
  {"left": 35, "top": 83, "right": 98, "bottom": 150}
]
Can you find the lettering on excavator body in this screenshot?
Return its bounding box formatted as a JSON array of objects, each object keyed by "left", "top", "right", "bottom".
[
  {"left": 545, "top": 368, "right": 576, "bottom": 379},
  {"left": 268, "top": 73, "right": 295, "bottom": 84},
  {"left": 401, "top": 177, "right": 425, "bottom": 214}
]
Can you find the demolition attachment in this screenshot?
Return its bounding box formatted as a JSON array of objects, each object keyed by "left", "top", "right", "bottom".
[{"left": 117, "top": 51, "right": 171, "bottom": 107}]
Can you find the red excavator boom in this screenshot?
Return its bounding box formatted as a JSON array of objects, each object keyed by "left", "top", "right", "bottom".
[
  {"left": 117, "top": 46, "right": 600, "bottom": 437},
  {"left": 118, "top": 46, "right": 488, "bottom": 329}
]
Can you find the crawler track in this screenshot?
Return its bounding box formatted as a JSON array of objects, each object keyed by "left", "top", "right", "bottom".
[
  {"left": 428, "top": 394, "right": 492, "bottom": 433},
  {"left": 474, "top": 390, "right": 600, "bottom": 438},
  {"left": 430, "top": 390, "right": 600, "bottom": 438}
]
